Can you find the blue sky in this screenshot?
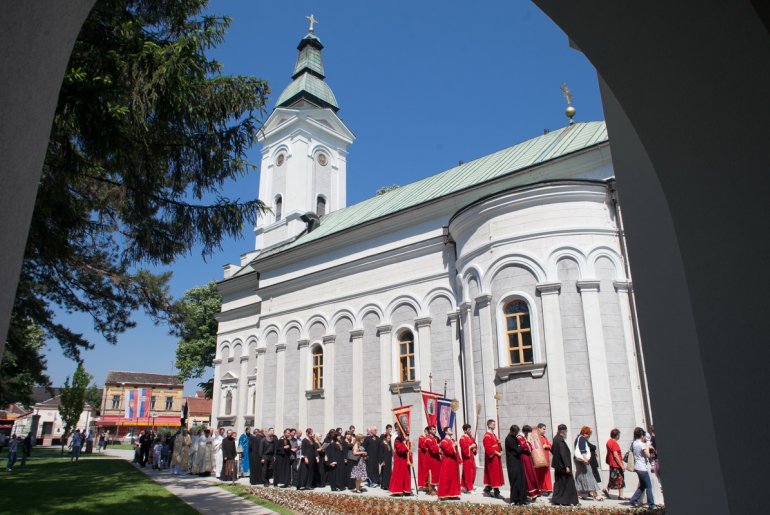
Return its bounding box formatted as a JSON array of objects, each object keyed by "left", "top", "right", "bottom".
[{"left": 44, "top": 0, "right": 605, "bottom": 393}]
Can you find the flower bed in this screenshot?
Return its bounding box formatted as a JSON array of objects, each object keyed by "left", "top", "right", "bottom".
[{"left": 243, "top": 487, "right": 665, "bottom": 515}]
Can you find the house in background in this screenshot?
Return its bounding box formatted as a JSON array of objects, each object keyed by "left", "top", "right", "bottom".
[
  {"left": 12, "top": 394, "right": 97, "bottom": 445},
  {"left": 96, "top": 371, "right": 184, "bottom": 437},
  {"left": 185, "top": 391, "right": 212, "bottom": 429}
]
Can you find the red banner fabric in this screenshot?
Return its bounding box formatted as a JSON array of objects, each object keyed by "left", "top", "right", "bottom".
[
  {"left": 421, "top": 391, "right": 441, "bottom": 428},
  {"left": 392, "top": 405, "right": 412, "bottom": 437}
]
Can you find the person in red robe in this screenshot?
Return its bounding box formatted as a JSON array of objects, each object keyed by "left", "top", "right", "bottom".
[
  {"left": 482, "top": 419, "right": 504, "bottom": 498},
  {"left": 417, "top": 427, "right": 430, "bottom": 490},
  {"left": 389, "top": 435, "right": 413, "bottom": 495},
  {"left": 535, "top": 422, "right": 553, "bottom": 496},
  {"left": 437, "top": 427, "right": 462, "bottom": 499},
  {"left": 520, "top": 425, "right": 540, "bottom": 500},
  {"left": 459, "top": 423, "right": 477, "bottom": 493},
  {"left": 426, "top": 425, "right": 442, "bottom": 495}
]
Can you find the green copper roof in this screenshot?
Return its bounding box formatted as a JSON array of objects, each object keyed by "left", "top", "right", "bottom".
[
  {"left": 276, "top": 73, "right": 339, "bottom": 110},
  {"left": 276, "top": 32, "right": 339, "bottom": 111},
  {"left": 240, "top": 121, "right": 608, "bottom": 271}
]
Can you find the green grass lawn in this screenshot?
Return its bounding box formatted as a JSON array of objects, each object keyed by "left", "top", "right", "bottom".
[
  {"left": 0, "top": 449, "right": 197, "bottom": 515},
  {"left": 104, "top": 443, "right": 135, "bottom": 451}
]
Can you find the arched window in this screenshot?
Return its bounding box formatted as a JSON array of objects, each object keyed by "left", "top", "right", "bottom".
[
  {"left": 504, "top": 300, "right": 533, "bottom": 365},
  {"left": 312, "top": 344, "right": 324, "bottom": 389},
  {"left": 275, "top": 195, "right": 283, "bottom": 221},
  {"left": 398, "top": 330, "right": 416, "bottom": 382},
  {"left": 316, "top": 195, "right": 326, "bottom": 217},
  {"left": 225, "top": 390, "right": 233, "bottom": 415}
]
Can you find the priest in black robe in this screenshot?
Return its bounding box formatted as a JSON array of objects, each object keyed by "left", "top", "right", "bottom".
[
  {"left": 505, "top": 425, "right": 528, "bottom": 505},
  {"left": 379, "top": 433, "right": 393, "bottom": 490},
  {"left": 551, "top": 424, "right": 579, "bottom": 506},
  {"left": 298, "top": 428, "right": 318, "bottom": 490},
  {"left": 363, "top": 427, "right": 381, "bottom": 487},
  {"left": 326, "top": 433, "right": 345, "bottom": 491},
  {"left": 274, "top": 429, "right": 292, "bottom": 487},
  {"left": 249, "top": 429, "right": 264, "bottom": 485},
  {"left": 220, "top": 430, "right": 237, "bottom": 481},
  {"left": 260, "top": 428, "right": 276, "bottom": 486}
]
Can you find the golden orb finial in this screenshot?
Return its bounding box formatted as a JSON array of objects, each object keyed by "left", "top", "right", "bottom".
[{"left": 561, "top": 83, "right": 576, "bottom": 125}]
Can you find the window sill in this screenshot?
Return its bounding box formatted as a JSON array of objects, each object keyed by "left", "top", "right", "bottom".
[
  {"left": 389, "top": 381, "right": 422, "bottom": 394},
  {"left": 495, "top": 363, "right": 547, "bottom": 381},
  {"left": 305, "top": 389, "right": 324, "bottom": 400}
]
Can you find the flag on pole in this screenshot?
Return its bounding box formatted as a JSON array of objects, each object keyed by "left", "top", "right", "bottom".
[
  {"left": 392, "top": 405, "right": 412, "bottom": 437},
  {"left": 421, "top": 390, "right": 440, "bottom": 428},
  {"left": 436, "top": 397, "right": 455, "bottom": 439}
]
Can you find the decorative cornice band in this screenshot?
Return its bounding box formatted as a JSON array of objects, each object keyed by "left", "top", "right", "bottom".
[
  {"left": 576, "top": 279, "right": 601, "bottom": 292},
  {"left": 414, "top": 316, "right": 433, "bottom": 328},
  {"left": 536, "top": 281, "right": 562, "bottom": 295}
]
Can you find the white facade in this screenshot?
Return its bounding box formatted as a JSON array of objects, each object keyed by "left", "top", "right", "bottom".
[{"left": 213, "top": 30, "right": 649, "bottom": 468}]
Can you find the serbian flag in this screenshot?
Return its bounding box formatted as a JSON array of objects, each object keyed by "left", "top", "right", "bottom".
[
  {"left": 393, "top": 405, "right": 412, "bottom": 437},
  {"left": 436, "top": 397, "right": 456, "bottom": 439},
  {"left": 124, "top": 388, "right": 150, "bottom": 419},
  {"left": 421, "top": 390, "right": 440, "bottom": 428}
]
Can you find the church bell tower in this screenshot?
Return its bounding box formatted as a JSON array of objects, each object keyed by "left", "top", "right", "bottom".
[{"left": 254, "top": 17, "right": 355, "bottom": 253}]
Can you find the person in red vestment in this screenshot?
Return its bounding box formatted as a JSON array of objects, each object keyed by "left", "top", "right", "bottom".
[
  {"left": 534, "top": 422, "right": 553, "bottom": 496},
  {"left": 437, "top": 427, "right": 462, "bottom": 500},
  {"left": 459, "top": 423, "right": 478, "bottom": 493},
  {"left": 389, "top": 435, "right": 413, "bottom": 495},
  {"left": 417, "top": 427, "right": 430, "bottom": 490},
  {"left": 426, "top": 426, "right": 442, "bottom": 495},
  {"left": 520, "top": 425, "right": 540, "bottom": 500},
  {"left": 482, "top": 419, "right": 504, "bottom": 498}
]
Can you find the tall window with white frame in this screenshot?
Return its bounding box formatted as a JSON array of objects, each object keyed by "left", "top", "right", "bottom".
[
  {"left": 312, "top": 345, "right": 324, "bottom": 390},
  {"left": 225, "top": 390, "right": 233, "bottom": 415},
  {"left": 504, "top": 300, "right": 533, "bottom": 365},
  {"left": 398, "top": 330, "right": 416, "bottom": 382},
  {"left": 275, "top": 195, "right": 283, "bottom": 222}
]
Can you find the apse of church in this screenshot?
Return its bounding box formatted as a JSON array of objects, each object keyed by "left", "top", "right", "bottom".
[{"left": 212, "top": 25, "right": 649, "bottom": 467}]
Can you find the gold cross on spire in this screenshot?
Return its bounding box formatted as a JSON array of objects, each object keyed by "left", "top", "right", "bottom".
[{"left": 306, "top": 13, "right": 318, "bottom": 33}]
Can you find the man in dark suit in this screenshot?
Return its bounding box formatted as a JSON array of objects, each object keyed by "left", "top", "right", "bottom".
[{"left": 221, "top": 430, "right": 237, "bottom": 482}]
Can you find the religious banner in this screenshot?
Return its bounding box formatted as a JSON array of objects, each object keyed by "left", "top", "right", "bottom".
[
  {"left": 436, "top": 397, "right": 456, "bottom": 439},
  {"left": 392, "top": 405, "right": 413, "bottom": 437},
  {"left": 421, "top": 390, "right": 440, "bottom": 428},
  {"left": 124, "top": 388, "right": 151, "bottom": 419}
]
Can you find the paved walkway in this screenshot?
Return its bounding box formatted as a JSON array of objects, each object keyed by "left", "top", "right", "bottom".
[
  {"left": 105, "top": 447, "right": 663, "bottom": 512},
  {"left": 104, "top": 449, "right": 276, "bottom": 514}
]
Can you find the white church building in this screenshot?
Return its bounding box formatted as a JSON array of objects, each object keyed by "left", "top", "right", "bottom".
[{"left": 212, "top": 27, "right": 650, "bottom": 465}]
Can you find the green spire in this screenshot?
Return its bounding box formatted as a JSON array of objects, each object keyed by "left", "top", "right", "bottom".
[{"left": 276, "top": 33, "right": 339, "bottom": 111}]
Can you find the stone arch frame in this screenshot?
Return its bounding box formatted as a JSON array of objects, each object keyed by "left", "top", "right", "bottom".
[
  {"left": 461, "top": 265, "right": 484, "bottom": 303},
  {"left": 304, "top": 315, "right": 328, "bottom": 340},
  {"left": 357, "top": 303, "right": 385, "bottom": 328},
  {"left": 245, "top": 335, "right": 259, "bottom": 355},
  {"left": 482, "top": 253, "right": 547, "bottom": 292},
  {"left": 494, "top": 290, "right": 544, "bottom": 368},
  {"left": 586, "top": 246, "right": 627, "bottom": 281},
  {"left": 218, "top": 339, "right": 231, "bottom": 360},
  {"left": 330, "top": 308, "right": 356, "bottom": 329},
  {"left": 283, "top": 319, "right": 304, "bottom": 341},
  {"left": 310, "top": 143, "right": 335, "bottom": 168},
  {"left": 386, "top": 295, "right": 423, "bottom": 320},
  {"left": 423, "top": 286, "right": 458, "bottom": 313},
  {"left": 231, "top": 338, "right": 244, "bottom": 360},
  {"left": 261, "top": 325, "right": 281, "bottom": 346},
  {"left": 391, "top": 323, "right": 422, "bottom": 385},
  {"left": 546, "top": 245, "right": 589, "bottom": 281}
]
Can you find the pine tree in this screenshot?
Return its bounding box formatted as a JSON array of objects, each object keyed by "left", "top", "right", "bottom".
[
  {"left": 58, "top": 363, "right": 93, "bottom": 453},
  {"left": 11, "top": 0, "right": 269, "bottom": 361}
]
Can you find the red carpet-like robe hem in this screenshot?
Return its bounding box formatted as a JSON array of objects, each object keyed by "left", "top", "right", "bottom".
[
  {"left": 437, "top": 437, "right": 462, "bottom": 499},
  {"left": 389, "top": 439, "right": 412, "bottom": 495},
  {"left": 459, "top": 434, "right": 477, "bottom": 491}
]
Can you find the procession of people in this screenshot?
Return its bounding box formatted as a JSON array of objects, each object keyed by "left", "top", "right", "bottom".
[{"left": 121, "top": 406, "right": 660, "bottom": 509}]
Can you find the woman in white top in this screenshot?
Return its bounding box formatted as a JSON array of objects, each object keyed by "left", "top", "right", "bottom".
[{"left": 629, "top": 427, "right": 657, "bottom": 509}]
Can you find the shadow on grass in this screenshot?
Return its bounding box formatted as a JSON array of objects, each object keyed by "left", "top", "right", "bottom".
[{"left": 0, "top": 457, "right": 196, "bottom": 515}]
